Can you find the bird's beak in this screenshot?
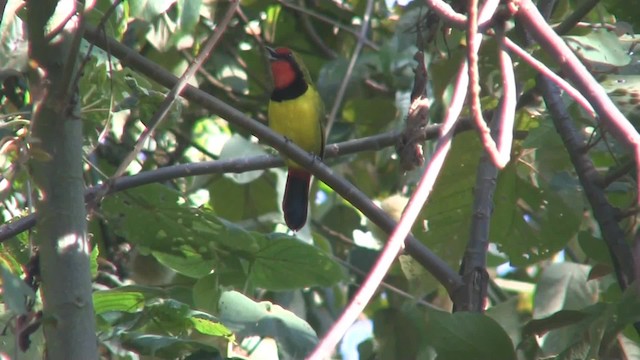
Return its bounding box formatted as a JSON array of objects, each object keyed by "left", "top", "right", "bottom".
[{"left": 266, "top": 46, "right": 278, "bottom": 61}]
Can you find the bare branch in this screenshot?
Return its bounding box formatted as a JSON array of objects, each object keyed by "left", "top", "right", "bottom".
[
  {"left": 308, "top": 2, "right": 504, "bottom": 356},
  {"left": 515, "top": 0, "right": 640, "bottom": 205},
  {"left": 324, "top": 0, "right": 374, "bottom": 136},
  {"left": 502, "top": 38, "right": 596, "bottom": 119},
  {"left": 82, "top": 23, "right": 463, "bottom": 297},
  {"left": 111, "top": 1, "right": 239, "bottom": 179},
  {"left": 537, "top": 73, "right": 637, "bottom": 306}
]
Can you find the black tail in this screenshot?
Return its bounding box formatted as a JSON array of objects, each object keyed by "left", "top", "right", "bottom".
[{"left": 283, "top": 169, "right": 311, "bottom": 231}]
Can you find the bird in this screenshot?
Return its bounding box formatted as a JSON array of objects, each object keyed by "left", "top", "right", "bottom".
[{"left": 266, "top": 47, "right": 325, "bottom": 231}]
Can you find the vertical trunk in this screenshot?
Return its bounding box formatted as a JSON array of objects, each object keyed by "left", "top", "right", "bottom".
[{"left": 27, "top": 1, "right": 97, "bottom": 359}]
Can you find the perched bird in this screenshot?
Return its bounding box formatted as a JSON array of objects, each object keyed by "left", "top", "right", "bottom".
[{"left": 267, "top": 47, "right": 325, "bottom": 231}]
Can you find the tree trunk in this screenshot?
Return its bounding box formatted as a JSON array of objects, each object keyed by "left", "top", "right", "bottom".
[{"left": 27, "top": 0, "right": 97, "bottom": 358}]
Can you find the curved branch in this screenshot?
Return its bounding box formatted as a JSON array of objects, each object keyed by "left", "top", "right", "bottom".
[
  {"left": 537, "top": 75, "right": 636, "bottom": 292},
  {"left": 294, "top": 0, "right": 338, "bottom": 59},
  {"left": 456, "top": 31, "right": 518, "bottom": 312},
  {"left": 424, "top": 0, "right": 496, "bottom": 30},
  {"left": 112, "top": 1, "right": 239, "bottom": 178},
  {"left": 0, "top": 119, "right": 477, "bottom": 241},
  {"left": 277, "top": 0, "right": 379, "bottom": 51},
  {"left": 515, "top": 0, "right": 640, "bottom": 205},
  {"left": 81, "top": 25, "right": 464, "bottom": 294},
  {"left": 324, "top": 0, "right": 374, "bottom": 136},
  {"left": 502, "top": 38, "right": 595, "bottom": 119},
  {"left": 309, "top": 1, "right": 503, "bottom": 356}
]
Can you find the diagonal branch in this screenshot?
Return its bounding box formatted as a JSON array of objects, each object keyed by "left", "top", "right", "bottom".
[
  {"left": 456, "top": 31, "right": 518, "bottom": 312},
  {"left": 324, "top": 0, "right": 374, "bottom": 136},
  {"left": 537, "top": 74, "right": 636, "bottom": 296},
  {"left": 81, "top": 24, "right": 463, "bottom": 294},
  {"left": 276, "top": 0, "right": 379, "bottom": 50},
  {"left": 111, "top": 1, "right": 239, "bottom": 179},
  {"left": 515, "top": 0, "right": 640, "bottom": 205},
  {"left": 502, "top": 38, "right": 596, "bottom": 119},
  {"left": 466, "top": 0, "right": 512, "bottom": 169},
  {"left": 0, "top": 119, "right": 482, "bottom": 242},
  {"left": 309, "top": 1, "right": 504, "bottom": 356}
]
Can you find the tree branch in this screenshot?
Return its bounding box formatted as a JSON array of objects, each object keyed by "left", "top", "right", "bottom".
[
  {"left": 325, "top": 0, "right": 374, "bottom": 136},
  {"left": 456, "top": 31, "right": 518, "bottom": 312},
  {"left": 111, "top": 1, "right": 239, "bottom": 179},
  {"left": 537, "top": 75, "right": 636, "bottom": 293},
  {"left": 0, "top": 119, "right": 480, "bottom": 242},
  {"left": 515, "top": 0, "right": 640, "bottom": 205},
  {"left": 81, "top": 24, "right": 464, "bottom": 293},
  {"left": 277, "top": 0, "right": 379, "bottom": 51}
]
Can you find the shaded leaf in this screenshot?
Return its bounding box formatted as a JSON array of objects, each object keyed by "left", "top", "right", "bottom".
[
  {"left": 219, "top": 290, "right": 318, "bottom": 359},
  {"left": 425, "top": 310, "right": 516, "bottom": 360},
  {"left": 250, "top": 233, "right": 344, "bottom": 290}
]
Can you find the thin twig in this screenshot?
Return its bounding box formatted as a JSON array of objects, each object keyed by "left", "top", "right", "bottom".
[
  {"left": 515, "top": 0, "right": 640, "bottom": 205},
  {"left": 599, "top": 160, "right": 634, "bottom": 188},
  {"left": 324, "top": 0, "right": 374, "bottom": 137},
  {"left": 0, "top": 117, "right": 477, "bottom": 242},
  {"left": 537, "top": 74, "right": 639, "bottom": 334},
  {"left": 502, "top": 38, "right": 596, "bottom": 119},
  {"left": 423, "top": 0, "right": 494, "bottom": 30},
  {"left": 308, "top": 2, "right": 500, "bottom": 357},
  {"left": 295, "top": 0, "right": 337, "bottom": 59},
  {"left": 79, "top": 25, "right": 467, "bottom": 297},
  {"left": 277, "top": 0, "right": 379, "bottom": 51},
  {"left": 111, "top": 1, "right": 239, "bottom": 178},
  {"left": 496, "top": 35, "right": 517, "bottom": 162},
  {"left": 553, "top": 0, "right": 600, "bottom": 35},
  {"left": 465, "top": 0, "right": 511, "bottom": 169}
]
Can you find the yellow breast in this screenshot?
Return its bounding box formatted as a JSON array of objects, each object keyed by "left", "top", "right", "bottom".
[{"left": 268, "top": 86, "right": 325, "bottom": 168}]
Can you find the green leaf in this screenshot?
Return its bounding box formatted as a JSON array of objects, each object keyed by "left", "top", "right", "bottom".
[
  {"left": 93, "top": 290, "right": 146, "bottom": 314},
  {"left": 486, "top": 297, "right": 525, "bottom": 349},
  {"left": 85, "top": 0, "right": 128, "bottom": 39},
  {"left": 176, "top": 0, "right": 201, "bottom": 35},
  {"left": 129, "top": 0, "right": 175, "bottom": 21},
  {"left": 218, "top": 134, "right": 267, "bottom": 184},
  {"left": 90, "top": 245, "right": 99, "bottom": 279},
  {"left": 492, "top": 163, "right": 582, "bottom": 266},
  {"left": 425, "top": 310, "right": 516, "bottom": 360},
  {"left": 531, "top": 262, "right": 600, "bottom": 356},
  {"left": 578, "top": 231, "right": 611, "bottom": 264},
  {"left": 319, "top": 203, "right": 361, "bottom": 247},
  {"left": 192, "top": 273, "right": 219, "bottom": 314},
  {"left": 249, "top": 233, "right": 344, "bottom": 290},
  {"left": 534, "top": 263, "right": 598, "bottom": 318},
  {"left": 102, "top": 184, "right": 191, "bottom": 250},
  {"left": 521, "top": 285, "right": 640, "bottom": 360},
  {"left": 564, "top": 29, "right": 631, "bottom": 70},
  {"left": 102, "top": 184, "right": 230, "bottom": 278},
  {"left": 0, "top": 264, "right": 35, "bottom": 315},
  {"left": 600, "top": 75, "right": 640, "bottom": 123},
  {"left": 416, "top": 132, "right": 481, "bottom": 278},
  {"left": 398, "top": 255, "right": 432, "bottom": 299},
  {"left": 218, "top": 290, "right": 318, "bottom": 358},
  {"left": 121, "top": 333, "right": 221, "bottom": 358},
  {"left": 152, "top": 250, "right": 215, "bottom": 278},
  {"left": 342, "top": 97, "right": 397, "bottom": 137},
  {"left": 373, "top": 307, "right": 425, "bottom": 359},
  {"left": 190, "top": 317, "right": 234, "bottom": 339},
  {"left": 209, "top": 169, "right": 279, "bottom": 223}
]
